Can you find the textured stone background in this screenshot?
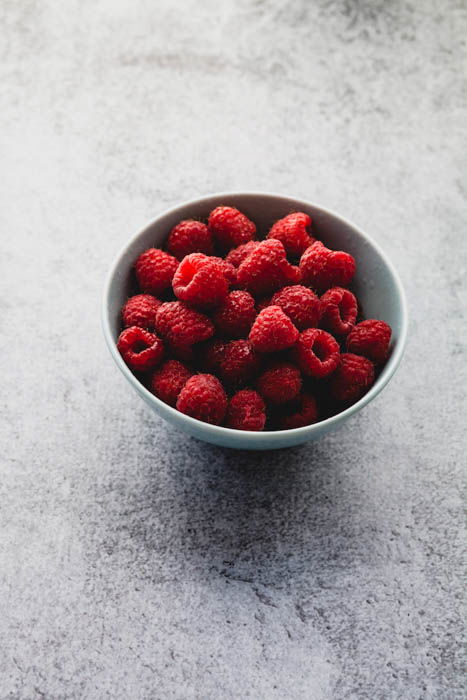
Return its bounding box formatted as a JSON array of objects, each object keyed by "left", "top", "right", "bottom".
[{"left": 1, "top": 1, "right": 466, "bottom": 698}]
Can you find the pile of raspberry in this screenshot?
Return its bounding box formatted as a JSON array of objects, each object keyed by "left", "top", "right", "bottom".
[{"left": 117, "top": 206, "right": 392, "bottom": 431}]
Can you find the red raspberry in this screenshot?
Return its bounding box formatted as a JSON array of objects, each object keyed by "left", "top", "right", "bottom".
[
  {"left": 225, "top": 241, "right": 261, "bottom": 268},
  {"left": 150, "top": 359, "right": 192, "bottom": 407},
  {"left": 256, "top": 362, "right": 302, "bottom": 405},
  {"left": 176, "top": 374, "right": 228, "bottom": 425},
  {"left": 295, "top": 328, "right": 340, "bottom": 378},
  {"left": 270, "top": 285, "right": 320, "bottom": 331},
  {"left": 212, "top": 291, "right": 257, "bottom": 339},
  {"left": 320, "top": 287, "right": 358, "bottom": 336},
  {"left": 346, "top": 320, "right": 392, "bottom": 364},
  {"left": 237, "top": 240, "right": 301, "bottom": 297},
  {"left": 121, "top": 294, "right": 161, "bottom": 331},
  {"left": 211, "top": 256, "right": 238, "bottom": 286},
  {"left": 135, "top": 248, "right": 179, "bottom": 295},
  {"left": 208, "top": 206, "right": 256, "bottom": 251},
  {"left": 267, "top": 212, "right": 314, "bottom": 257},
  {"left": 278, "top": 392, "right": 318, "bottom": 430},
  {"left": 249, "top": 306, "right": 299, "bottom": 353},
  {"left": 166, "top": 220, "right": 213, "bottom": 260},
  {"left": 117, "top": 326, "right": 164, "bottom": 372},
  {"left": 300, "top": 241, "right": 356, "bottom": 292},
  {"left": 172, "top": 253, "right": 229, "bottom": 309},
  {"left": 330, "top": 353, "right": 375, "bottom": 402},
  {"left": 225, "top": 390, "right": 266, "bottom": 431},
  {"left": 156, "top": 301, "right": 214, "bottom": 358},
  {"left": 203, "top": 339, "right": 228, "bottom": 372},
  {"left": 204, "top": 339, "right": 259, "bottom": 388}
]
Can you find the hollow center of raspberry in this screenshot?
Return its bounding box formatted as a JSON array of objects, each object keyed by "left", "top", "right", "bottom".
[
  {"left": 312, "top": 340, "right": 329, "bottom": 362},
  {"left": 132, "top": 341, "right": 148, "bottom": 354},
  {"left": 340, "top": 300, "right": 353, "bottom": 323}
]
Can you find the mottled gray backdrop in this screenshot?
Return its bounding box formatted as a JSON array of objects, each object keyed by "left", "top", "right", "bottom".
[{"left": 1, "top": 1, "right": 466, "bottom": 698}]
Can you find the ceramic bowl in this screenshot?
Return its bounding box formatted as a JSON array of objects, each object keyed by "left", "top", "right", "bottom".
[{"left": 102, "top": 192, "right": 408, "bottom": 449}]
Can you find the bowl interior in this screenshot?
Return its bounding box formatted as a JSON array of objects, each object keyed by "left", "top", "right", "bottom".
[{"left": 104, "top": 193, "right": 407, "bottom": 449}]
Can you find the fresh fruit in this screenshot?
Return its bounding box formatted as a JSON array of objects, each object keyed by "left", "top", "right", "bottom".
[
  {"left": 249, "top": 306, "right": 299, "bottom": 353},
  {"left": 176, "top": 374, "right": 228, "bottom": 425},
  {"left": 346, "top": 320, "right": 391, "bottom": 364},
  {"left": 300, "top": 241, "right": 355, "bottom": 292},
  {"left": 117, "top": 326, "right": 164, "bottom": 372},
  {"left": 135, "top": 248, "right": 178, "bottom": 295},
  {"left": 225, "top": 390, "right": 266, "bottom": 431},
  {"left": 267, "top": 212, "right": 313, "bottom": 257},
  {"left": 116, "top": 205, "right": 392, "bottom": 429},
  {"left": 330, "top": 353, "right": 375, "bottom": 402}
]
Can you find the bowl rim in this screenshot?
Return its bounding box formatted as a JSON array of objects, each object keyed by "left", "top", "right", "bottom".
[{"left": 102, "top": 191, "right": 408, "bottom": 443}]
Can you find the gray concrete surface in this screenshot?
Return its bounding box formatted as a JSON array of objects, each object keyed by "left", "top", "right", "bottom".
[{"left": 1, "top": 0, "right": 466, "bottom": 698}]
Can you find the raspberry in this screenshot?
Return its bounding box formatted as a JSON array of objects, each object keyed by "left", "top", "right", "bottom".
[
  {"left": 150, "top": 359, "right": 192, "bottom": 406},
  {"left": 330, "top": 353, "right": 375, "bottom": 402},
  {"left": 211, "top": 256, "right": 238, "bottom": 286},
  {"left": 237, "top": 240, "right": 301, "bottom": 297},
  {"left": 249, "top": 306, "right": 299, "bottom": 353},
  {"left": 320, "top": 287, "right": 358, "bottom": 336},
  {"left": 270, "top": 285, "right": 320, "bottom": 331},
  {"left": 346, "top": 320, "right": 392, "bottom": 364},
  {"left": 212, "top": 291, "right": 257, "bottom": 339},
  {"left": 267, "top": 212, "right": 314, "bottom": 257},
  {"left": 172, "top": 253, "right": 229, "bottom": 309},
  {"left": 300, "top": 241, "right": 356, "bottom": 292},
  {"left": 176, "top": 374, "right": 227, "bottom": 425},
  {"left": 256, "top": 362, "right": 302, "bottom": 405},
  {"left": 204, "top": 339, "right": 259, "bottom": 388},
  {"left": 208, "top": 206, "right": 256, "bottom": 251},
  {"left": 225, "top": 390, "right": 266, "bottom": 431},
  {"left": 294, "top": 328, "right": 340, "bottom": 378},
  {"left": 117, "top": 326, "right": 164, "bottom": 372},
  {"left": 121, "top": 294, "right": 161, "bottom": 331},
  {"left": 135, "top": 248, "right": 179, "bottom": 295},
  {"left": 225, "top": 241, "right": 261, "bottom": 268},
  {"left": 156, "top": 301, "right": 214, "bottom": 358},
  {"left": 278, "top": 392, "right": 318, "bottom": 429},
  {"left": 166, "top": 220, "right": 213, "bottom": 260}
]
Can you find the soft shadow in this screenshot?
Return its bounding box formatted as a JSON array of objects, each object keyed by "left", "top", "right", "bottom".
[{"left": 117, "top": 420, "right": 366, "bottom": 589}]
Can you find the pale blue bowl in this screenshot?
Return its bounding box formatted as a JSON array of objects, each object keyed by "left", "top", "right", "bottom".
[{"left": 102, "top": 192, "right": 408, "bottom": 450}]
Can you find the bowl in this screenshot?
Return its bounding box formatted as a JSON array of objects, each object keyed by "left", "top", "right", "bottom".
[{"left": 102, "top": 192, "right": 408, "bottom": 450}]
